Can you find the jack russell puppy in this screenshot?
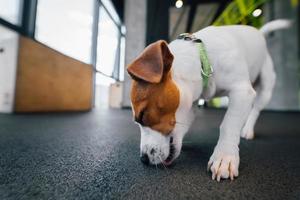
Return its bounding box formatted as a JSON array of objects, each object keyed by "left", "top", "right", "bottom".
[{"left": 127, "top": 20, "right": 291, "bottom": 181}]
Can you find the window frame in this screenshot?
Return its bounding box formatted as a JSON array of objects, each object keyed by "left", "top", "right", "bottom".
[
  {"left": 0, "top": 0, "right": 37, "bottom": 37},
  {"left": 95, "top": 0, "right": 125, "bottom": 81}
]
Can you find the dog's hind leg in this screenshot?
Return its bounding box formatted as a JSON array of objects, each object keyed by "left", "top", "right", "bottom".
[{"left": 241, "top": 54, "right": 276, "bottom": 140}]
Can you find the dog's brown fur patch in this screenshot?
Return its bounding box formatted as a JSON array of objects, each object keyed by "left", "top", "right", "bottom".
[
  {"left": 131, "top": 72, "right": 179, "bottom": 135},
  {"left": 128, "top": 40, "right": 179, "bottom": 135}
]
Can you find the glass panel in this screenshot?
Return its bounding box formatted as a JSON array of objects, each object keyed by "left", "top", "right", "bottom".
[
  {"left": 35, "top": 0, "right": 94, "bottom": 63},
  {"left": 0, "top": 0, "right": 23, "bottom": 25},
  {"left": 96, "top": 6, "right": 119, "bottom": 77},
  {"left": 101, "top": 0, "right": 121, "bottom": 25},
  {"left": 119, "top": 35, "right": 126, "bottom": 81}
]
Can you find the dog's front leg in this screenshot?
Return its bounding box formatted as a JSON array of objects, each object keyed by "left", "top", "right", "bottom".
[{"left": 208, "top": 84, "right": 256, "bottom": 181}]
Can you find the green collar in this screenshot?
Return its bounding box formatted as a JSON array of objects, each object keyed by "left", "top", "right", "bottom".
[
  {"left": 177, "top": 33, "right": 213, "bottom": 88},
  {"left": 198, "top": 42, "right": 213, "bottom": 88}
]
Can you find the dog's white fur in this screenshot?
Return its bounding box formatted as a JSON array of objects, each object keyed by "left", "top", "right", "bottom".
[{"left": 138, "top": 20, "right": 290, "bottom": 180}]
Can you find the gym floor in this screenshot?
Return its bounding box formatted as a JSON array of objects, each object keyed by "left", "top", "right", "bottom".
[{"left": 0, "top": 108, "right": 299, "bottom": 199}]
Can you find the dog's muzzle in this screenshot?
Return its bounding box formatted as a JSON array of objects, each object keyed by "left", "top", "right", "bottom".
[{"left": 140, "top": 136, "right": 176, "bottom": 166}]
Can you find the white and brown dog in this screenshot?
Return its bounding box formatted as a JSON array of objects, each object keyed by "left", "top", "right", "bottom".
[{"left": 127, "top": 20, "right": 291, "bottom": 181}]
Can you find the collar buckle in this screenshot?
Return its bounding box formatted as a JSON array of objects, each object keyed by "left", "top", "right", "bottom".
[
  {"left": 177, "top": 33, "right": 213, "bottom": 88},
  {"left": 177, "top": 33, "right": 202, "bottom": 43}
]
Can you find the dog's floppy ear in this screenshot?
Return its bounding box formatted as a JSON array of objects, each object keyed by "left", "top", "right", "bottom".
[{"left": 127, "top": 40, "right": 174, "bottom": 83}]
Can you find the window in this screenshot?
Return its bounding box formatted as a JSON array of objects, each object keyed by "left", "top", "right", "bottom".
[
  {"left": 35, "top": 0, "right": 94, "bottom": 63},
  {"left": 95, "top": 3, "right": 125, "bottom": 85},
  {"left": 35, "top": 0, "right": 125, "bottom": 86},
  {"left": 0, "top": 0, "right": 23, "bottom": 25},
  {"left": 96, "top": 6, "right": 120, "bottom": 77}
]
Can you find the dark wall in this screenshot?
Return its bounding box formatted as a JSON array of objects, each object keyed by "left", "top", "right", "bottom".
[
  {"left": 146, "top": 0, "right": 171, "bottom": 45},
  {"left": 265, "top": 0, "right": 299, "bottom": 110}
]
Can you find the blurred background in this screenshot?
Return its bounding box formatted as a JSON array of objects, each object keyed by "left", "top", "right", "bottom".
[
  {"left": 0, "top": 1, "right": 300, "bottom": 199},
  {"left": 0, "top": 0, "right": 299, "bottom": 113}
]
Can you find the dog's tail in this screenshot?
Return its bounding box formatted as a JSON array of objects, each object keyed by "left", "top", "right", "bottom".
[{"left": 260, "top": 19, "right": 292, "bottom": 35}]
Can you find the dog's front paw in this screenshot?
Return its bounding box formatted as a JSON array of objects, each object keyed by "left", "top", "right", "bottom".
[{"left": 208, "top": 144, "right": 240, "bottom": 182}]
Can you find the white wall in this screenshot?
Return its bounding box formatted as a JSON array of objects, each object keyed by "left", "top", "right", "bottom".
[{"left": 0, "top": 25, "right": 19, "bottom": 113}]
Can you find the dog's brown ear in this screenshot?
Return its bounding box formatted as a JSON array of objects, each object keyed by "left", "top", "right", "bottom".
[{"left": 127, "top": 40, "right": 174, "bottom": 83}]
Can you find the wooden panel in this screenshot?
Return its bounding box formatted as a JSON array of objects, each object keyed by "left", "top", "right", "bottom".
[{"left": 14, "top": 36, "right": 93, "bottom": 112}]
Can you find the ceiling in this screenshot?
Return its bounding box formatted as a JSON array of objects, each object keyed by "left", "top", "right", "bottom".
[{"left": 111, "top": 0, "right": 232, "bottom": 24}]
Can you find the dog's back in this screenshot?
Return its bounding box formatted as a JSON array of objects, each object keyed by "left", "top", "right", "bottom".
[{"left": 194, "top": 25, "right": 268, "bottom": 83}]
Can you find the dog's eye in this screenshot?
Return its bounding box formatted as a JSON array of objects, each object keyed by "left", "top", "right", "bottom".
[{"left": 135, "top": 110, "right": 145, "bottom": 125}]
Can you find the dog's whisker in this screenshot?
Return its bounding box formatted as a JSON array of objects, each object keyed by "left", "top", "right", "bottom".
[
  {"left": 161, "top": 162, "right": 167, "bottom": 170},
  {"left": 159, "top": 156, "right": 167, "bottom": 170}
]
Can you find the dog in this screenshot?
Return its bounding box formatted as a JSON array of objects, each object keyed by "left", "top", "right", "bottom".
[{"left": 127, "top": 20, "right": 291, "bottom": 181}]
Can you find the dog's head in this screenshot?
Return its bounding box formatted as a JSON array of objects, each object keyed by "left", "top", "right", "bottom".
[{"left": 127, "top": 40, "right": 183, "bottom": 166}]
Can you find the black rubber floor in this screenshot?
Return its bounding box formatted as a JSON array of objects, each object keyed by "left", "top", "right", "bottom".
[{"left": 0, "top": 108, "right": 299, "bottom": 200}]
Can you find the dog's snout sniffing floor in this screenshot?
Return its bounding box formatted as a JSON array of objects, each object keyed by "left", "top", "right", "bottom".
[
  {"left": 0, "top": 108, "right": 300, "bottom": 199},
  {"left": 140, "top": 153, "right": 150, "bottom": 165}
]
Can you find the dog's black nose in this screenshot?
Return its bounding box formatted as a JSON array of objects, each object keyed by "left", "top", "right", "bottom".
[{"left": 140, "top": 153, "right": 149, "bottom": 165}]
